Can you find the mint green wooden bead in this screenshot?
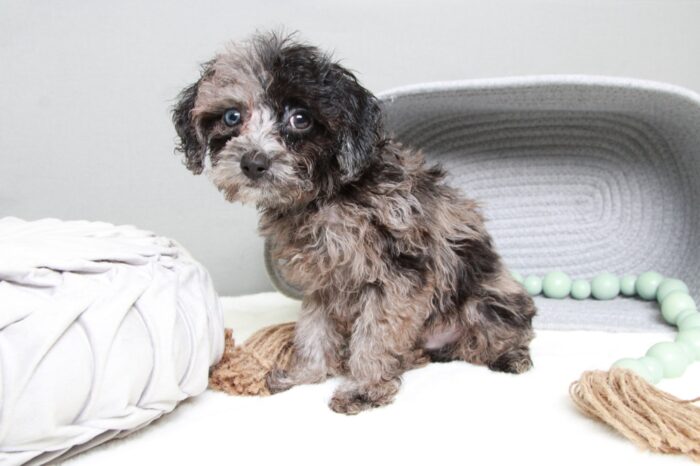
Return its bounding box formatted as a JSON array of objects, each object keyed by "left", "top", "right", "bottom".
[
  {"left": 542, "top": 271, "right": 572, "bottom": 299},
  {"left": 523, "top": 275, "right": 542, "bottom": 296},
  {"left": 645, "top": 342, "right": 690, "bottom": 378},
  {"left": 656, "top": 278, "right": 689, "bottom": 303},
  {"left": 591, "top": 272, "right": 620, "bottom": 300},
  {"left": 611, "top": 358, "right": 653, "bottom": 382},
  {"left": 676, "top": 341, "right": 695, "bottom": 364},
  {"left": 678, "top": 312, "right": 700, "bottom": 331},
  {"left": 620, "top": 275, "right": 637, "bottom": 296},
  {"left": 511, "top": 271, "right": 524, "bottom": 284},
  {"left": 660, "top": 291, "right": 696, "bottom": 324},
  {"left": 677, "top": 340, "right": 697, "bottom": 363},
  {"left": 676, "top": 309, "right": 697, "bottom": 327},
  {"left": 635, "top": 271, "right": 664, "bottom": 300},
  {"left": 570, "top": 279, "right": 591, "bottom": 300},
  {"left": 676, "top": 329, "right": 700, "bottom": 361},
  {"left": 638, "top": 356, "right": 664, "bottom": 384}
]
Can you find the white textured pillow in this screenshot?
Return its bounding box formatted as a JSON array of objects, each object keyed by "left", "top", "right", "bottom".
[{"left": 0, "top": 218, "right": 224, "bottom": 466}]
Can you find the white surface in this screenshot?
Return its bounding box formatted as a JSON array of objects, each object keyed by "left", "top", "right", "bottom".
[
  {"left": 0, "top": 218, "right": 224, "bottom": 466},
  {"left": 3, "top": 0, "right": 700, "bottom": 296},
  {"left": 60, "top": 292, "right": 700, "bottom": 466}
]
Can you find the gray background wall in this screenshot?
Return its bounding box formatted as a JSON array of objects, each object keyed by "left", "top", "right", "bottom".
[{"left": 2, "top": 0, "right": 699, "bottom": 296}]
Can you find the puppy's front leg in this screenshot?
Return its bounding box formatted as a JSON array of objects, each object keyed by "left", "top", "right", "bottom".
[
  {"left": 329, "top": 285, "right": 427, "bottom": 414},
  {"left": 267, "top": 294, "right": 342, "bottom": 393}
]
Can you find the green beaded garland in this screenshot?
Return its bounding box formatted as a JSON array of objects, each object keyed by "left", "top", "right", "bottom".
[
  {"left": 635, "top": 271, "right": 664, "bottom": 300},
  {"left": 511, "top": 271, "right": 524, "bottom": 284},
  {"left": 542, "top": 271, "right": 572, "bottom": 299},
  {"left": 678, "top": 312, "right": 700, "bottom": 331},
  {"left": 591, "top": 272, "right": 620, "bottom": 300},
  {"left": 656, "top": 278, "right": 689, "bottom": 303},
  {"left": 646, "top": 341, "right": 689, "bottom": 378},
  {"left": 619, "top": 275, "right": 637, "bottom": 297},
  {"left": 676, "top": 329, "right": 700, "bottom": 361},
  {"left": 660, "top": 291, "right": 696, "bottom": 324},
  {"left": 523, "top": 275, "right": 542, "bottom": 296},
  {"left": 611, "top": 358, "right": 653, "bottom": 382},
  {"left": 638, "top": 356, "right": 664, "bottom": 384},
  {"left": 511, "top": 269, "right": 699, "bottom": 386},
  {"left": 570, "top": 279, "right": 591, "bottom": 300}
]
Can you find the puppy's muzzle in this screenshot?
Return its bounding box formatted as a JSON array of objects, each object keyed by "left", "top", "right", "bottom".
[{"left": 240, "top": 152, "right": 270, "bottom": 181}]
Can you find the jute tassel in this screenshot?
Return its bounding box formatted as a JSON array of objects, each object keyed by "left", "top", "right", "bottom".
[
  {"left": 209, "top": 323, "right": 296, "bottom": 396},
  {"left": 570, "top": 368, "right": 700, "bottom": 462}
]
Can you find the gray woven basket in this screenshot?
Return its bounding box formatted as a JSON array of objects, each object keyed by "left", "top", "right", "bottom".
[{"left": 265, "top": 76, "right": 700, "bottom": 333}]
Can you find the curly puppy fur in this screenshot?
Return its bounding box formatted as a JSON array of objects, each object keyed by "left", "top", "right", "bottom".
[{"left": 173, "top": 32, "right": 536, "bottom": 414}]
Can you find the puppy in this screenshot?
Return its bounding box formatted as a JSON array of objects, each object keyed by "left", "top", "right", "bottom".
[{"left": 173, "top": 32, "right": 536, "bottom": 414}]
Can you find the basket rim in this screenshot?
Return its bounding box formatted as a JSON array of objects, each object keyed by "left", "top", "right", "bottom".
[{"left": 377, "top": 74, "right": 700, "bottom": 107}]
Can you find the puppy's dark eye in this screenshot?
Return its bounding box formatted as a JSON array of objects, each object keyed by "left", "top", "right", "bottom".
[
  {"left": 223, "top": 108, "right": 242, "bottom": 126},
  {"left": 288, "top": 110, "right": 312, "bottom": 131}
]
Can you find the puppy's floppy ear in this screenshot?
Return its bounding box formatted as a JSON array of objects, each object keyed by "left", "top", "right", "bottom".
[
  {"left": 326, "top": 63, "right": 383, "bottom": 182},
  {"left": 172, "top": 73, "right": 207, "bottom": 174}
]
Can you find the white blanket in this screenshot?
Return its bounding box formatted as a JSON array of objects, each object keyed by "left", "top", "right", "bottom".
[{"left": 61, "top": 292, "right": 700, "bottom": 466}]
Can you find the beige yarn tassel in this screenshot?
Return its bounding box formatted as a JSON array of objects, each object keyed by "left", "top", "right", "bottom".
[
  {"left": 209, "top": 323, "right": 296, "bottom": 396},
  {"left": 570, "top": 368, "right": 700, "bottom": 462}
]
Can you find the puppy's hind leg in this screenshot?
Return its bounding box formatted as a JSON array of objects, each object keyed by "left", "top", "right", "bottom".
[{"left": 454, "top": 268, "right": 536, "bottom": 374}]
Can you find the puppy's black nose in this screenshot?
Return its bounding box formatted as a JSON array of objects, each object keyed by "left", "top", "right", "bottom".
[{"left": 240, "top": 152, "right": 270, "bottom": 180}]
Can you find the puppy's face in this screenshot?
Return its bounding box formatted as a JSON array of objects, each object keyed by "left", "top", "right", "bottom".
[{"left": 173, "top": 33, "right": 382, "bottom": 209}]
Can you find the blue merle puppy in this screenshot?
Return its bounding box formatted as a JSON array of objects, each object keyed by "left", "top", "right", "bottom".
[{"left": 173, "top": 32, "right": 536, "bottom": 414}]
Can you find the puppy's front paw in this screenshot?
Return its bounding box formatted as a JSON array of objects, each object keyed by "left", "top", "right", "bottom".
[
  {"left": 329, "top": 389, "right": 371, "bottom": 415},
  {"left": 266, "top": 368, "right": 293, "bottom": 394},
  {"left": 329, "top": 379, "right": 400, "bottom": 415}
]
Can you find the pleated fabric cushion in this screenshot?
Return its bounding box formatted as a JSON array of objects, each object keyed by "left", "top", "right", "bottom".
[
  {"left": 265, "top": 75, "right": 700, "bottom": 333},
  {"left": 0, "top": 217, "right": 224, "bottom": 466}
]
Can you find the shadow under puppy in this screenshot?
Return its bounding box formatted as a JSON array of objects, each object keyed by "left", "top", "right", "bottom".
[{"left": 173, "top": 32, "right": 536, "bottom": 414}]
